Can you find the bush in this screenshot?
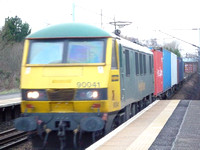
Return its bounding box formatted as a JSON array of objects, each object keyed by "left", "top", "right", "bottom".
[
  {"left": 0, "top": 41, "right": 23, "bottom": 90},
  {"left": 0, "top": 16, "right": 29, "bottom": 91}
]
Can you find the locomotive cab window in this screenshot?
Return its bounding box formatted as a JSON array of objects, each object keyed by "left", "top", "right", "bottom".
[
  {"left": 67, "top": 40, "right": 105, "bottom": 63},
  {"left": 27, "top": 39, "right": 106, "bottom": 64},
  {"left": 28, "top": 41, "right": 64, "bottom": 64}
]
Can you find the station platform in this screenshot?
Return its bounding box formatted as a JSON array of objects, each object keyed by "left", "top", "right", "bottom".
[
  {"left": 87, "top": 100, "right": 200, "bottom": 150},
  {"left": 0, "top": 93, "right": 21, "bottom": 108}
]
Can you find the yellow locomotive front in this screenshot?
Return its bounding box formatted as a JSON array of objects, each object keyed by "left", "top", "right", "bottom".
[{"left": 15, "top": 23, "right": 121, "bottom": 149}]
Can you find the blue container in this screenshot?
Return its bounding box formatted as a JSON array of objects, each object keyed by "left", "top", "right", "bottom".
[
  {"left": 178, "top": 57, "right": 184, "bottom": 82},
  {"left": 163, "top": 49, "right": 171, "bottom": 91}
]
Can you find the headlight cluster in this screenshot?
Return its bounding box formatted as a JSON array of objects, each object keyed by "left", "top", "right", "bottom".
[
  {"left": 27, "top": 91, "right": 40, "bottom": 99},
  {"left": 75, "top": 88, "right": 107, "bottom": 100},
  {"left": 21, "top": 88, "right": 107, "bottom": 101},
  {"left": 22, "top": 89, "right": 48, "bottom": 101}
]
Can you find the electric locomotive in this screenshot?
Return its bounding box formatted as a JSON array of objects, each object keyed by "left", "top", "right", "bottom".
[{"left": 15, "top": 23, "right": 154, "bottom": 149}]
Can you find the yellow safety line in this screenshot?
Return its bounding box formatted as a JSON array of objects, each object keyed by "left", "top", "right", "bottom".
[{"left": 126, "top": 100, "right": 180, "bottom": 150}]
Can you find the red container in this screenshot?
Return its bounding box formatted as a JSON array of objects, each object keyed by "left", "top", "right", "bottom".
[{"left": 152, "top": 49, "right": 163, "bottom": 96}]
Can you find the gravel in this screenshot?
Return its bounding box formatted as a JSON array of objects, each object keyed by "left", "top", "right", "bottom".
[
  {"left": 0, "top": 120, "right": 14, "bottom": 132},
  {"left": 171, "top": 73, "right": 200, "bottom": 100},
  {"left": 8, "top": 141, "right": 33, "bottom": 150}
]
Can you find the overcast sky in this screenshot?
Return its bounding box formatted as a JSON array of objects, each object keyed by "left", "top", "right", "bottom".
[{"left": 1, "top": 0, "right": 200, "bottom": 56}]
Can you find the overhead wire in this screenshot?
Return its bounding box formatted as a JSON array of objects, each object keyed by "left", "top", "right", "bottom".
[{"left": 158, "top": 30, "right": 200, "bottom": 49}]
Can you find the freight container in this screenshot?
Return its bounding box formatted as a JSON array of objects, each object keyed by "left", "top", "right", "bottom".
[
  {"left": 177, "top": 57, "right": 184, "bottom": 82},
  {"left": 184, "top": 62, "right": 198, "bottom": 74},
  {"left": 152, "top": 49, "right": 163, "bottom": 96},
  {"left": 171, "top": 53, "right": 177, "bottom": 86},
  {"left": 184, "top": 63, "right": 193, "bottom": 73},
  {"left": 163, "top": 49, "right": 171, "bottom": 91}
]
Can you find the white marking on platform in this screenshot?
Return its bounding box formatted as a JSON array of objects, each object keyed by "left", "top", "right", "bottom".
[
  {"left": 86, "top": 100, "right": 160, "bottom": 150},
  {"left": 0, "top": 97, "right": 21, "bottom": 107}
]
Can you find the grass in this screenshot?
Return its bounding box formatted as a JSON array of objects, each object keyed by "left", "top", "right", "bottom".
[{"left": 0, "top": 88, "right": 20, "bottom": 95}]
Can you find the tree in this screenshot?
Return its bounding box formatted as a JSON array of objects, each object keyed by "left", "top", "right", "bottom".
[
  {"left": 1, "top": 16, "right": 31, "bottom": 42},
  {"left": 163, "top": 41, "right": 181, "bottom": 57},
  {"left": 145, "top": 38, "right": 158, "bottom": 47}
]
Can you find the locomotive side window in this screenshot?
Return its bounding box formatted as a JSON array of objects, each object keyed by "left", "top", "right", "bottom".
[
  {"left": 151, "top": 55, "right": 154, "bottom": 74},
  {"left": 135, "top": 52, "right": 139, "bottom": 75},
  {"left": 143, "top": 54, "right": 146, "bottom": 74},
  {"left": 125, "top": 49, "right": 130, "bottom": 77},
  {"left": 149, "top": 55, "right": 153, "bottom": 74},
  {"left": 67, "top": 41, "right": 105, "bottom": 63},
  {"left": 111, "top": 40, "right": 118, "bottom": 69},
  {"left": 139, "top": 53, "right": 143, "bottom": 75}
]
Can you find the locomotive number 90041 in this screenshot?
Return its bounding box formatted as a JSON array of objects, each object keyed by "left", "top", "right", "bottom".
[{"left": 76, "top": 82, "right": 101, "bottom": 88}]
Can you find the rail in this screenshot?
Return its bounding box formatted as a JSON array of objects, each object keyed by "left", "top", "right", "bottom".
[{"left": 0, "top": 128, "right": 28, "bottom": 150}]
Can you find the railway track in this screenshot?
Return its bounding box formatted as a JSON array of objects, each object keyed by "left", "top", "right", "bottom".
[{"left": 0, "top": 128, "right": 28, "bottom": 150}]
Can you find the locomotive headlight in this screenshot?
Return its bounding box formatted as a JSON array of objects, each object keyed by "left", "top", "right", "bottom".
[
  {"left": 22, "top": 89, "right": 48, "bottom": 101},
  {"left": 86, "top": 90, "right": 99, "bottom": 99},
  {"left": 27, "top": 91, "right": 40, "bottom": 99},
  {"left": 75, "top": 88, "right": 107, "bottom": 100}
]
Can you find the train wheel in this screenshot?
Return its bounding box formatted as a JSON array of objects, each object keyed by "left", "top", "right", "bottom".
[
  {"left": 148, "top": 94, "right": 153, "bottom": 104},
  {"left": 92, "top": 129, "right": 104, "bottom": 142},
  {"left": 31, "top": 131, "right": 61, "bottom": 150},
  {"left": 130, "top": 103, "right": 136, "bottom": 117},
  {"left": 110, "top": 116, "right": 119, "bottom": 131},
  {"left": 138, "top": 100, "right": 144, "bottom": 111},
  {"left": 124, "top": 104, "right": 131, "bottom": 121},
  {"left": 156, "top": 96, "right": 161, "bottom": 100}
]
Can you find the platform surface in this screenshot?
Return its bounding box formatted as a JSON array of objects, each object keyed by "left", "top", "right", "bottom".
[
  {"left": 0, "top": 93, "right": 21, "bottom": 108},
  {"left": 87, "top": 100, "right": 200, "bottom": 150}
]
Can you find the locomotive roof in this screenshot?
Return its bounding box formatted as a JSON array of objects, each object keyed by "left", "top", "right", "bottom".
[
  {"left": 27, "top": 23, "right": 152, "bottom": 54},
  {"left": 118, "top": 38, "right": 153, "bottom": 55},
  {"left": 27, "top": 23, "right": 112, "bottom": 39}
]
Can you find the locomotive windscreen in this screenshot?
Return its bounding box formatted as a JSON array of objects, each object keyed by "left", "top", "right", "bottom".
[{"left": 27, "top": 39, "right": 106, "bottom": 64}]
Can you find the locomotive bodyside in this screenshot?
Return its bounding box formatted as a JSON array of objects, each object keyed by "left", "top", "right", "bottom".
[{"left": 116, "top": 39, "right": 154, "bottom": 116}]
